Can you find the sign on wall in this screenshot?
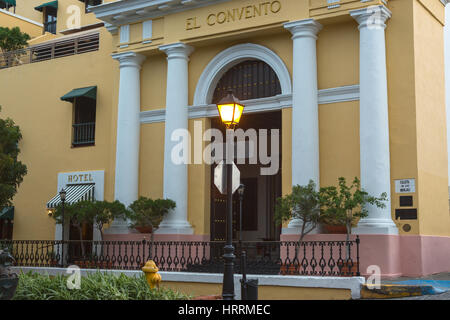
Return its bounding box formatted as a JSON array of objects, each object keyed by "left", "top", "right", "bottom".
[{"left": 395, "top": 179, "right": 415, "bottom": 194}]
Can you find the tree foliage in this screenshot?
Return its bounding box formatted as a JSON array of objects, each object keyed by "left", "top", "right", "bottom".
[
  {"left": 51, "top": 200, "right": 128, "bottom": 241},
  {"left": 0, "top": 27, "right": 30, "bottom": 66},
  {"left": 318, "top": 177, "right": 387, "bottom": 240},
  {"left": 128, "top": 197, "right": 176, "bottom": 231},
  {"left": 274, "top": 180, "right": 321, "bottom": 243},
  {"left": 0, "top": 107, "right": 27, "bottom": 207}
]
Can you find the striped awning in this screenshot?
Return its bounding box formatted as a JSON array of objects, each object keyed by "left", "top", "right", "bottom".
[{"left": 46, "top": 184, "right": 95, "bottom": 209}]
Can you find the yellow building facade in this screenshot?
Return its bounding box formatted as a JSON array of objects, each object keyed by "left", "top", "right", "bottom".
[{"left": 1, "top": 0, "right": 450, "bottom": 277}]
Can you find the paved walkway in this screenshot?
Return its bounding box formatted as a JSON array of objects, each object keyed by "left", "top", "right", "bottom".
[{"left": 382, "top": 272, "right": 450, "bottom": 300}]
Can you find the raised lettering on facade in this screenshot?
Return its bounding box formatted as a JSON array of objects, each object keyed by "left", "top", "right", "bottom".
[{"left": 186, "top": 1, "right": 282, "bottom": 31}]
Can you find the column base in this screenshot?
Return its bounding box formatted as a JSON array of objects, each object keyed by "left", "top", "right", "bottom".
[
  {"left": 282, "top": 220, "right": 323, "bottom": 235},
  {"left": 354, "top": 219, "right": 399, "bottom": 235},
  {"left": 104, "top": 220, "right": 130, "bottom": 235},
  {"left": 155, "top": 226, "right": 194, "bottom": 235}
]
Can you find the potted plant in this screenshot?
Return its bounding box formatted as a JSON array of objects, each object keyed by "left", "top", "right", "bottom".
[
  {"left": 274, "top": 180, "right": 321, "bottom": 275},
  {"left": 84, "top": 200, "right": 128, "bottom": 241},
  {"left": 319, "top": 177, "right": 387, "bottom": 275},
  {"left": 321, "top": 217, "right": 347, "bottom": 234},
  {"left": 128, "top": 197, "right": 176, "bottom": 258}
]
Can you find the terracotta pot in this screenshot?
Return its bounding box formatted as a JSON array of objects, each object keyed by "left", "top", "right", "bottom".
[
  {"left": 324, "top": 224, "right": 347, "bottom": 234},
  {"left": 337, "top": 261, "right": 359, "bottom": 276},
  {"left": 135, "top": 226, "right": 153, "bottom": 234},
  {"left": 279, "top": 264, "right": 299, "bottom": 275}
]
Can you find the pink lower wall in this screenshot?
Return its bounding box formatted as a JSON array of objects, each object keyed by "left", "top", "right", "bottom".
[
  {"left": 281, "top": 233, "right": 450, "bottom": 278},
  {"left": 104, "top": 232, "right": 449, "bottom": 278}
]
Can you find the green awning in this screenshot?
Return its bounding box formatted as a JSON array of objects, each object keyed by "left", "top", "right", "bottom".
[
  {"left": 34, "top": 1, "right": 58, "bottom": 12},
  {"left": 0, "top": 207, "right": 14, "bottom": 220},
  {"left": 60, "top": 86, "right": 97, "bottom": 102},
  {"left": 0, "top": 0, "right": 16, "bottom": 6}
]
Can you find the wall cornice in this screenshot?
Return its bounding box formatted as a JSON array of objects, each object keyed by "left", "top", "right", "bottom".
[
  {"left": 90, "top": 0, "right": 233, "bottom": 26},
  {"left": 140, "top": 85, "right": 360, "bottom": 124}
]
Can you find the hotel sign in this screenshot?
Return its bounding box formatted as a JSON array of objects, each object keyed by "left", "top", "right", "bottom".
[
  {"left": 67, "top": 173, "right": 95, "bottom": 184},
  {"left": 186, "top": 1, "right": 282, "bottom": 30},
  {"left": 395, "top": 179, "right": 415, "bottom": 194}
]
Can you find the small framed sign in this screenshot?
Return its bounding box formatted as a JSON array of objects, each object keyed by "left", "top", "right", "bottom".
[{"left": 395, "top": 179, "right": 415, "bottom": 194}]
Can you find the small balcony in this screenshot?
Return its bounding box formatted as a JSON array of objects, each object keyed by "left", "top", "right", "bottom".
[
  {"left": 44, "top": 21, "right": 56, "bottom": 34},
  {"left": 72, "top": 122, "right": 95, "bottom": 147}
]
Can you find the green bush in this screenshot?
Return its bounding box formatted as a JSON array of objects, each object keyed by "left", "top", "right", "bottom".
[{"left": 13, "top": 272, "right": 191, "bottom": 300}]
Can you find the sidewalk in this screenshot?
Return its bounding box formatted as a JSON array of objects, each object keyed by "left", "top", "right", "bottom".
[{"left": 361, "top": 272, "right": 450, "bottom": 299}]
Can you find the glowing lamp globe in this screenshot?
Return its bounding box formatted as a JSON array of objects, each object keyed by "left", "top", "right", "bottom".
[{"left": 216, "top": 91, "right": 244, "bottom": 129}]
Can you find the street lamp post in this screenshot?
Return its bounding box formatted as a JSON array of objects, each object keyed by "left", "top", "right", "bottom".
[
  {"left": 237, "top": 184, "right": 245, "bottom": 245},
  {"left": 59, "top": 188, "right": 66, "bottom": 266},
  {"left": 216, "top": 91, "right": 244, "bottom": 300}
]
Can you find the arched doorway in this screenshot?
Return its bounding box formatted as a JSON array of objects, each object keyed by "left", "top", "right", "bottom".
[{"left": 210, "top": 59, "right": 282, "bottom": 242}]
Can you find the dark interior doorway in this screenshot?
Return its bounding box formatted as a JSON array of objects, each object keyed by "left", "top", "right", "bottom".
[
  {"left": 68, "top": 222, "right": 93, "bottom": 262},
  {"left": 210, "top": 111, "right": 282, "bottom": 242},
  {"left": 209, "top": 59, "right": 283, "bottom": 242}
]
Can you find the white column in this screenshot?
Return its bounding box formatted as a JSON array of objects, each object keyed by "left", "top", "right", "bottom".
[
  {"left": 283, "top": 19, "right": 322, "bottom": 233},
  {"left": 107, "top": 51, "right": 145, "bottom": 234},
  {"left": 351, "top": 6, "right": 398, "bottom": 235},
  {"left": 157, "top": 43, "right": 194, "bottom": 234}
]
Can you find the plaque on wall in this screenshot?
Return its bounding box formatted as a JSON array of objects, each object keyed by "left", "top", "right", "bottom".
[
  {"left": 395, "top": 179, "right": 415, "bottom": 193},
  {"left": 399, "top": 196, "right": 413, "bottom": 207},
  {"left": 395, "top": 208, "right": 417, "bottom": 220}
]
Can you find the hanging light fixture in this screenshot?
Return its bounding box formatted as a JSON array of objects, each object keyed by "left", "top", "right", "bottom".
[{"left": 216, "top": 90, "right": 245, "bottom": 129}]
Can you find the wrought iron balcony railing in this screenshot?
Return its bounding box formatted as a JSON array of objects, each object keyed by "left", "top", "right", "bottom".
[
  {"left": 0, "top": 33, "right": 100, "bottom": 69},
  {"left": 0, "top": 238, "right": 360, "bottom": 277},
  {"left": 72, "top": 122, "right": 95, "bottom": 146},
  {"left": 44, "top": 21, "right": 57, "bottom": 34}
]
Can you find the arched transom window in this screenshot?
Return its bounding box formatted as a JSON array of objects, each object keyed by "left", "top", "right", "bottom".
[{"left": 212, "top": 60, "right": 281, "bottom": 104}]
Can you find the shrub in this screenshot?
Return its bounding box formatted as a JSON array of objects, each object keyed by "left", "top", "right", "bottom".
[{"left": 13, "top": 271, "right": 191, "bottom": 300}]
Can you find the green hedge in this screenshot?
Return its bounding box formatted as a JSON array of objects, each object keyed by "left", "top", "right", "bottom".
[{"left": 13, "top": 272, "right": 191, "bottom": 300}]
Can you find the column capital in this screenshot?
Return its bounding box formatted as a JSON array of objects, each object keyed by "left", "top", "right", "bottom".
[
  {"left": 111, "top": 51, "right": 146, "bottom": 69},
  {"left": 284, "top": 19, "right": 322, "bottom": 40},
  {"left": 350, "top": 5, "right": 392, "bottom": 30},
  {"left": 159, "top": 42, "right": 194, "bottom": 61}
]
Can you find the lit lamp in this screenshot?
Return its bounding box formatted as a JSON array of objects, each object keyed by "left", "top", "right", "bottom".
[
  {"left": 47, "top": 209, "right": 54, "bottom": 217},
  {"left": 216, "top": 91, "right": 244, "bottom": 129},
  {"left": 216, "top": 91, "right": 245, "bottom": 300}
]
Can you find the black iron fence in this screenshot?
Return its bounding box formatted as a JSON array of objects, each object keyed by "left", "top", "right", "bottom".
[
  {"left": 0, "top": 238, "right": 360, "bottom": 276},
  {"left": 44, "top": 21, "right": 57, "bottom": 34}
]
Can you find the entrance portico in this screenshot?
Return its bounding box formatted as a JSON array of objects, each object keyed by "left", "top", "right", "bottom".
[
  {"left": 106, "top": 14, "right": 398, "bottom": 239},
  {"left": 89, "top": 0, "right": 450, "bottom": 277}
]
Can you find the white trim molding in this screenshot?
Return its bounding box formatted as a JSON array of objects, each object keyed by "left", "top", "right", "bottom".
[
  {"left": 91, "top": 0, "right": 232, "bottom": 26},
  {"left": 0, "top": 8, "right": 43, "bottom": 27},
  {"left": 140, "top": 85, "right": 360, "bottom": 124},
  {"left": 193, "top": 43, "right": 292, "bottom": 106}
]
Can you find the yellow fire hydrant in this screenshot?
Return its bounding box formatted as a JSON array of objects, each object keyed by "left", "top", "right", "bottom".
[{"left": 142, "top": 260, "right": 162, "bottom": 289}]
